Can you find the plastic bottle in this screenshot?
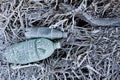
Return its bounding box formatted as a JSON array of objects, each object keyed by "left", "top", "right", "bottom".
[
  {"left": 4, "top": 38, "right": 61, "bottom": 64},
  {"left": 25, "top": 27, "right": 68, "bottom": 39}
]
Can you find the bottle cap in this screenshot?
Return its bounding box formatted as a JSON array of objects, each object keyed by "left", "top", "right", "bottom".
[
  {"left": 54, "top": 42, "right": 61, "bottom": 49},
  {"left": 62, "top": 32, "right": 68, "bottom": 38}
]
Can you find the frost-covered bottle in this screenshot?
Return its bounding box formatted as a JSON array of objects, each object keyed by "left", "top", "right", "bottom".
[
  {"left": 25, "top": 27, "right": 68, "bottom": 39},
  {"left": 4, "top": 38, "right": 61, "bottom": 64}
]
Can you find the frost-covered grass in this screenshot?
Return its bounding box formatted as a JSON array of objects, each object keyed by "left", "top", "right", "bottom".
[{"left": 0, "top": 0, "right": 120, "bottom": 80}]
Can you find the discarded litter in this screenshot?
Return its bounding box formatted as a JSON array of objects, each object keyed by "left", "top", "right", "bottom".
[
  {"left": 25, "top": 27, "right": 68, "bottom": 39},
  {"left": 4, "top": 38, "right": 61, "bottom": 64}
]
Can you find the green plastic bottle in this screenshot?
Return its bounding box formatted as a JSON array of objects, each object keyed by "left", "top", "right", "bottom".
[
  {"left": 25, "top": 27, "right": 68, "bottom": 39},
  {"left": 4, "top": 38, "right": 60, "bottom": 64}
]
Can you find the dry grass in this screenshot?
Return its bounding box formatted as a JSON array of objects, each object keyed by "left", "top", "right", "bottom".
[{"left": 0, "top": 0, "right": 120, "bottom": 80}]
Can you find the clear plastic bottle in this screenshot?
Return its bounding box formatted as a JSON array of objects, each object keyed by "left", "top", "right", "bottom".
[
  {"left": 25, "top": 27, "right": 68, "bottom": 39},
  {"left": 4, "top": 38, "right": 61, "bottom": 64}
]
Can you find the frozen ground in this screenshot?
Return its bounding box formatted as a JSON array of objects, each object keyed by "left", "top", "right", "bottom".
[{"left": 0, "top": 0, "right": 120, "bottom": 80}]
